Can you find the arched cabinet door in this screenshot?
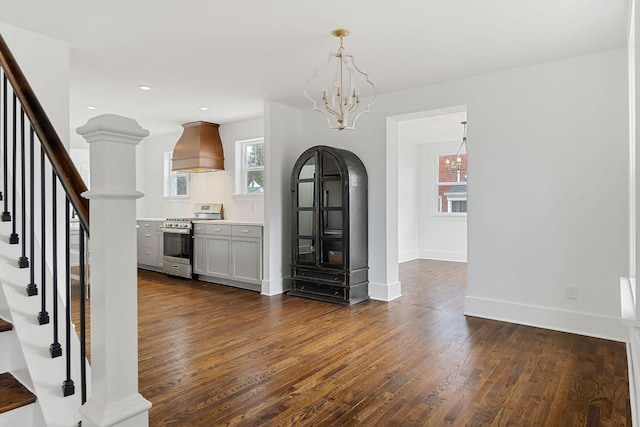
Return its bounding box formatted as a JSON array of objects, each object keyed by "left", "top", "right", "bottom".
[{"left": 289, "top": 145, "right": 369, "bottom": 305}]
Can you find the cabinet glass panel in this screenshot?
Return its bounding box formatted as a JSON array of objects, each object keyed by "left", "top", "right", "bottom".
[
  {"left": 322, "top": 180, "right": 341, "bottom": 208},
  {"left": 323, "top": 210, "right": 342, "bottom": 235},
  {"left": 298, "top": 182, "right": 315, "bottom": 208},
  {"left": 322, "top": 154, "right": 341, "bottom": 177},
  {"left": 297, "top": 239, "right": 315, "bottom": 263},
  {"left": 298, "top": 211, "right": 315, "bottom": 236},
  {"left": 321, "top": 240, "right": 343, "bottom": 266},
  {"left": 298, "top": 157, "right": 316, "bottom": 180}
]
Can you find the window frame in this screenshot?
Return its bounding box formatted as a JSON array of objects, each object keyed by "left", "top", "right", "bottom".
[
  {"left": 433, "top": 145, "right": 467, "bottom": 217},
  {"left": 235, "top": 137, "right": 265, "bottom": 195},
  {"left": 163, "top": 151, "right": 190, "bottom": 199}
]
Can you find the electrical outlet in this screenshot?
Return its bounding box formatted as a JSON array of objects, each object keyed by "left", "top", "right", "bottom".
[{"left": 566, "top": 284, "right": 578, "bottom": 299}]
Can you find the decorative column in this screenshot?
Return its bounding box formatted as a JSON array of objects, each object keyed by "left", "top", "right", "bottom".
[{"left": 76, "top": 114, "right": 151, "bottom": 427}]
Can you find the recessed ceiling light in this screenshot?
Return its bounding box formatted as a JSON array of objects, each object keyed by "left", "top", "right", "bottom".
[
  {"left": 199, "top": 107, "right": 209, "bottom": 111},
  {"left": 86, "top": 105, "right": 97, "bottom": 110},
  {"left": 138, "top": 85, "right": 151, "bottom": 91}
]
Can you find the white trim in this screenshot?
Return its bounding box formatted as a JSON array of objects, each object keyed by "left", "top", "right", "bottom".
[
  {"left": 235, "top": 137, "right": 265, "bottom": 195},
  {"left": 418, "top": 249, "right": 467, "bottom": 263},
  {"left": 369, "top": 281, "right": 402, "bottom": 302},
  {"left": 261, "top": 277, "right": 285, "bottom": 296},
  {"left": 465, "top": 295, "right": 627, "bottom": 342},
  {"left": 398, "top": 249, "right": 419, "bottom": 263}
]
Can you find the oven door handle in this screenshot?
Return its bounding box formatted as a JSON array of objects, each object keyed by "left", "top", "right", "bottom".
[{"left": 160, "top": 227, "right": 191, "bottom": 234}]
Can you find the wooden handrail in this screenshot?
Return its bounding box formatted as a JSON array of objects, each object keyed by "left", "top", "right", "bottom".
[{"left": 0, "top": 33, "right": 89, "bottom": 233}]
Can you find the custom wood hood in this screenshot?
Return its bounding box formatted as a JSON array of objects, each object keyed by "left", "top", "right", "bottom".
[{"left": 172, "top": 121, "right": 224, "bottom": 172}]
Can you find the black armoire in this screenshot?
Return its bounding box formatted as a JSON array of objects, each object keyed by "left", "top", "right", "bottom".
[{"left": 289, "top": 145, "right": 368, "bottom": 305}]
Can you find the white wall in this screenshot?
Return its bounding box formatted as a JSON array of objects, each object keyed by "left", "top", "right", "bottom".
[
  {"left": 285, "top": 47, "right": 628, "bottom": 340},
  {"left": 397, "top": 130, "right": 420, "bottom": 262},
  {"left": 397, "top": 110, "right": 468, "bottom": 263},
  {"left": 136, "top": 117, "right": 264, "bottom": 221},
  {"left": 0, "top": 23, "right": 71, "bottom": 292},
  {"left": 0, "top": 23, "right": 70, "bottom": 145},
  {"left": 263, "top": 102, "right": 301, "bottom": 295},
  {"left": 418, "top": 142, "right": 467, "bottom": 262}
]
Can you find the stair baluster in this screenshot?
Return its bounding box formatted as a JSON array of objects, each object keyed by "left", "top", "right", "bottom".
[
  {"left": 18, "top": 108, "right": 27, "bottom": 268},
  {"left": 49, "top": 171, "right": 62, "bottom": 359},
  {"left": 1, "top": 73, "right": 8, "bottom": 221},
  {"left": 62, "top": 198, "right": 74, "bottom": 397},
  {"left": 38, "top": 147, "right": 49, "bottom": 324},
  {"left": 26, "top": 127, "right": 36, "bottom": 295},
  {"left": 9, "top": 93, "right": 16, "bottom": 244},
  {"left": 79, "top": 225, "right": 87, "bottom": 404}
]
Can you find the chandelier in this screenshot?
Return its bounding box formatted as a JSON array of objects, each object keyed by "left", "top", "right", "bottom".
[
  {"left": 445, "top": 121, "right": 467, "bottom": 173},
  {"left": 304, "top": 29, "right": 377, "bottom": 130}
]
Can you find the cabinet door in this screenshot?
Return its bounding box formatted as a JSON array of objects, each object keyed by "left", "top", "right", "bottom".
[
  {"left": 155, "top": 231, "right": 164, "bottom": 267},
  {"left": 231, "top": 238, "right": 262, "bottom": 285},
  {"left": 205, "top": 236, "right": 231, "bottom": 278},
  {"left": 193, "top": 234, "right": 206, "bottom": 275}
]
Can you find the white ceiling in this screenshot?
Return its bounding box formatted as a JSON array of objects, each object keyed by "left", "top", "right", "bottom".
[{"left": 0, "top": 1, "right": 630, "bottom": 145}]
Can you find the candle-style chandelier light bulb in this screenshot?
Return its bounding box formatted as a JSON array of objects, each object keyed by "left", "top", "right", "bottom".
[{"left": 304, "top": 29, "right": 377, "bottom": 130}]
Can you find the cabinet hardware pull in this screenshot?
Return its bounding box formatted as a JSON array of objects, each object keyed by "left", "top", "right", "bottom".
[
  {"left": 241, "top": 229, "right": 249, "bottom": 233},
  {"left": 144, "top": 224, "right": 150, "bottom": 227},
  {"left": 145, "top": 251, "right": 151, "bottom": 255},
  {"left": 144, "top": 233, "right": 150, "bottom": 237},
  {"left": 214, "top": 228, "right": 222, "bottom": 231}
]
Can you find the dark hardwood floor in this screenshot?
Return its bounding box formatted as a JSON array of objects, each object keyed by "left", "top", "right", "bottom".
[{"left": 79, "top": 259, "right": 632, "bottom": 426}]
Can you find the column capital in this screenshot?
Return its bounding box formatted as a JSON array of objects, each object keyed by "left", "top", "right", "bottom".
[{"left": 76, "top": 114, "right": 149, "bottom": 145}]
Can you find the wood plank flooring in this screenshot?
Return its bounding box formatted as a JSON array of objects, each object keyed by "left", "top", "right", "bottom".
[{"left": 80, "top": 259, "right": 632, "bottom": 426}]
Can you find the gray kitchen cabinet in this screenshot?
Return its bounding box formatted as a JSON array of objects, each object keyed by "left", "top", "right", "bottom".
[
  {"left": 137, "top": 220, "right": 164, "bottom": 272},
  {"left": 193, "top": 222, "right": 263, "bottom": 291},
  {"left": 205, "top": 234, "right": 232, "bottom": 278},
  {"left": 231, "top": 225, "right": 263, "bottom": 285},
  {"left": 192, "top": 233, "right": 206, "bottom": 275}
]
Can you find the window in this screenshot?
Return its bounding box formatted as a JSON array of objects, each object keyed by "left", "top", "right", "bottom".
[
  {"left": 437, "top": 153, "right": 467, "bottom": 214},
  {"left": 163, "top": 151, "right": 189, "bottom": 197},
  {"left": 237, "top": 138, "right": 264, "bottom": 194}
]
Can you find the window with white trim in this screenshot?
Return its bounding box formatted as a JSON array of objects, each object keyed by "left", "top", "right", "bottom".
[
  {"left": 437, "top": 153, "right": 467, "bottom": 214},
  {"left": 236, "top": 138, "right": 264, "bottom": 194},
  {"left": 163, "top": 151, "right": 189, "bottom": 197}
]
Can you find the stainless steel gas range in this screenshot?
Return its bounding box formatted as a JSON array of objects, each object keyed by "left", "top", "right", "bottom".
[{"left": 160, "top": 203, "right": 223, "bottom": 279}]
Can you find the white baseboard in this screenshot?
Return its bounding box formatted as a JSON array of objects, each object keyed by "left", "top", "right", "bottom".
[
  {"left": 398, "top": 250, "right": 419, "bottom": 263},
  {"left": 418, "top": 249, "right": 467, "bottom": 263},
  {"left": 261, "top": 277, "right": 289, "bottom": 296},
  {"left": 369, "top": 281, "right": 402, "bottom": 302},
  {"left": 465, "top": 295, "right": 627, "bottom": 342}
]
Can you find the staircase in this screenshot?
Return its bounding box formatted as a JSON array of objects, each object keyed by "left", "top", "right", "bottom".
[
  {"left": 0, "top": 32, "right": 151, "bottom": 426},
  {"left": 0, "top": 316, "right": 37, "bottom": 426}
]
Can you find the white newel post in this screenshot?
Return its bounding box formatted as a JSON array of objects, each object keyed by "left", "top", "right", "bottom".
[{"left": 76, "top": 114, "right": 152, "bottom": 427}]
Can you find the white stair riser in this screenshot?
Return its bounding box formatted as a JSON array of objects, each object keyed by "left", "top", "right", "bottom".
[
  {"left": 0, "top": 402, "right": 35, "bottom": 427},
  {"left": 0, "top": 330, "right": 24, "bottom": 373}
]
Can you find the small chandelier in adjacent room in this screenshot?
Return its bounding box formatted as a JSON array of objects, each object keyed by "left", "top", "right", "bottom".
[
  {"left": 445, "top": 121, "right": 468, "bottom": 173},
  {"left": 304, "top": 29, "right": 377, "bottom": 130}
]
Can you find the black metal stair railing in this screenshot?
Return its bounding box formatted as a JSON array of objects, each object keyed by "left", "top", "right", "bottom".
[{"left": 0, "top": 32, "right": 90, "bottom": 408}]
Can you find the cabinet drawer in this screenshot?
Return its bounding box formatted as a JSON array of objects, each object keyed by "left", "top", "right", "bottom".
[
  {"left": 137, "top": 245, "right": 159, "bottom": 266},
  {"left": 137, "top": 221, "right": 161, "bottom": 232},
  {"left": 192, "top": 223, "right": 207, "bottom": 234},
  {"left": 232, "top": 225, "right": 262, "bottom": 238},
  {"left": 292, "top": 281, "right": 347, "bottom": 300},
  {"left": 293, "top": 268, "right": 345, "bottom": 285},
  {"left": 137, "top": 229, "right": 158, "bottom": 247},
  {"left": 205, "top": 224, "right": 232, "bottom": 235}
]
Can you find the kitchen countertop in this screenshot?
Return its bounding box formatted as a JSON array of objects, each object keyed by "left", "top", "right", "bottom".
[
  {"left": 192, "top": 220, "right": 263, "bottom": 226},
  {"left": 136, "top": 218, "right": 263, "bottom": 226}
]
